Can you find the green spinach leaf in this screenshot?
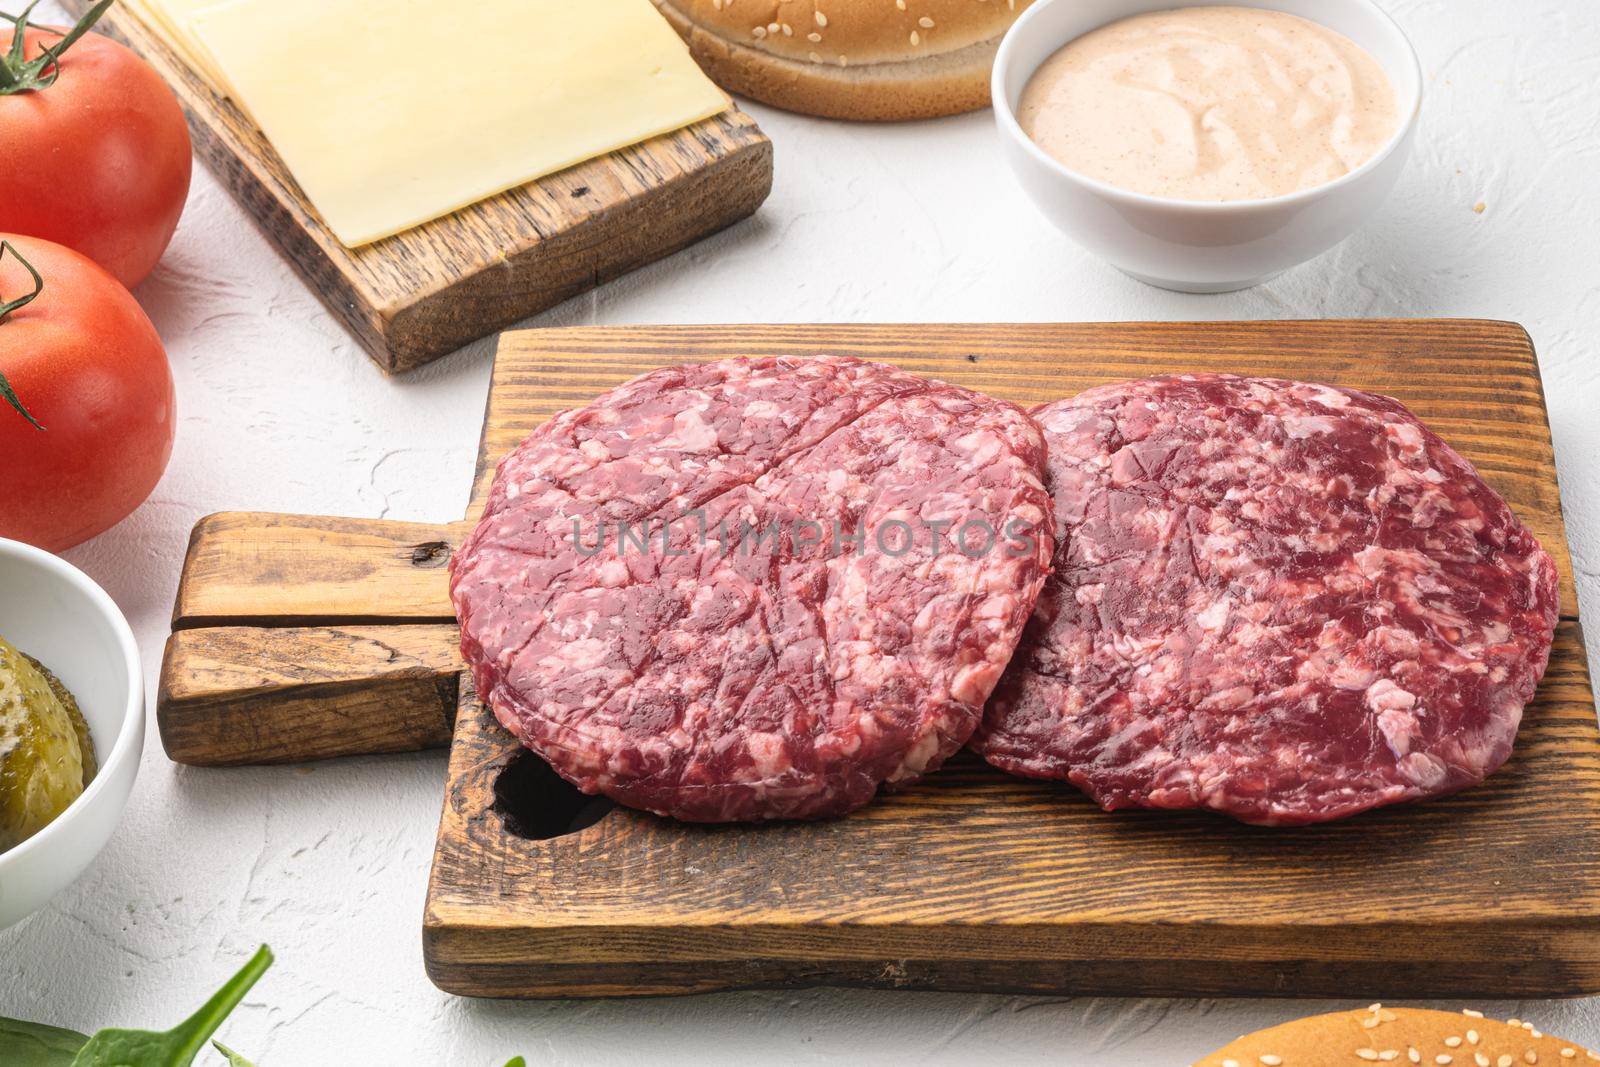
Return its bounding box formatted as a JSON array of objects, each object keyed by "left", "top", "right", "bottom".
[
  {"left": 211, "top": 1041, "right": 256, "bottom": 1066},
  {"left": 0, "top": 1016, "right": 91, "bottom": 1065},
  {"left": 67, "top": 945, "right": 273, "bottom": 1067}
]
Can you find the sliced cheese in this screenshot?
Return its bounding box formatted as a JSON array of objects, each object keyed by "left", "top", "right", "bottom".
[
  {"left": 188, "top": 0, "right": 730, "bottom": 248},
  {"left": 121, "top": 0, "right": 234, "bottom": 97}
]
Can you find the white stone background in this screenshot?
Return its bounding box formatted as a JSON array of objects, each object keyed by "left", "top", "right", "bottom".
[{"left": 3, "top": 1, "right": 1599, "bottom": 1062}]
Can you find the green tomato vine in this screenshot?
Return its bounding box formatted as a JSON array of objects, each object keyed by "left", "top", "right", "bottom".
[
  {"left": 0, "top": 1, "right": 113, "bottom": 95},
  {"left": 0, "top": 240, "right": 45, "bottom": 431}
]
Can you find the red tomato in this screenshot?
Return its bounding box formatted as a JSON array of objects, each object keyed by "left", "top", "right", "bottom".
[
  {"left": 0, "top": 235, "right": 176, "bottom": 552},
  {"left": 0, "top": 14, "right": 192, "bottom": 289}
]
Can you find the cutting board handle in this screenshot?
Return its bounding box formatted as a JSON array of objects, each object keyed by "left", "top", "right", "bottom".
[
  {"left": 158, "top": 512, "right": 470, "bottom": 766},
  {"left": 172, "top": 512, "right": 464, "bottom": 628}
]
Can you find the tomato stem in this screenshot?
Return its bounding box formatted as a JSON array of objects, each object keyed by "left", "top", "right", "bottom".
[
  {"left": 0, "top": 241, "right": 42, "bottom": 321},
  {"left": 0, "top": 241, "right": 45, "bottom": 431},
  {"left": 1, "top": 0, "right": 114, "bottom": 95}
]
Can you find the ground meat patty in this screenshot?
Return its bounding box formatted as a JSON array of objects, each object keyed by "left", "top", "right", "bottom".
[
  {"left": 451, "top": 356, "right": 1054, "bottom": 823},
  {"left": 972, "top": 374, "right": 1560, "bottom": 826}
]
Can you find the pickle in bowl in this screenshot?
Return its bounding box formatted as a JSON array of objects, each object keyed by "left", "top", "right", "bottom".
[{"left": 0, "top": 633, "right": 97, "bottom": 852}]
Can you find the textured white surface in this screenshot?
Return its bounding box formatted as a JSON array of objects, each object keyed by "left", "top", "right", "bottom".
[{"left": 3, "top": 1, "right": 1598, "bottom": 1063}]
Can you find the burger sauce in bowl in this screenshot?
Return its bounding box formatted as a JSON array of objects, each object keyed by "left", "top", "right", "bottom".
[{"left": 1016, "top": 5, "right": 1400, "bottom": 202}]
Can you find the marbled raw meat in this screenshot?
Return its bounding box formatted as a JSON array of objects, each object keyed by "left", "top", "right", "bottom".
[
  {"left": 452, "top": 355, "right": 1054, "bottom": 822},
  {"left": 973, "top": 373, "right": 1560, "bottom": 826}
]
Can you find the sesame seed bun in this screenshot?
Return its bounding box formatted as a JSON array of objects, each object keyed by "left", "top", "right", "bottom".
[
  {"left": 652, "top": 0, "right": 1035, "bottom": 121},
  {"left": 1198, "top": 1006, "right": 1598, "bottom": 1067}
]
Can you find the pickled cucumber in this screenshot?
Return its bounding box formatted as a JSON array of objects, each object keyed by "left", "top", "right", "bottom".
[
  {"left": 0, "top": 634, "right": 94, "bottom": 853},
  {"left": 27, "top": 654, "right": 97, "bottom": 784}
]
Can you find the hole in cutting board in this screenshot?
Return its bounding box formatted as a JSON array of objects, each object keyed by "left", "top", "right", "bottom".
[{"left": 493, "top": 750, "right": 616, "bottom": 840}]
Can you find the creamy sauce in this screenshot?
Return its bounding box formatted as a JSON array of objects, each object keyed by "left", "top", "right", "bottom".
[{"left": 1018, "top": 6, "right": 1400, "bottom": 201}]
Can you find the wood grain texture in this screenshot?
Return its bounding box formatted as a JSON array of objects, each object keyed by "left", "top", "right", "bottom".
[
  {"left": 154, "top": 321, "right": 1600, "bottom": 998},
  {"left": 159, "top": 624, "right": 460, "bottom": 766},
  {"left": 172, "top": 512, "right": 464, "bottom": 630},
  {"left": 61, "top": 0, "right": 774, "bottom": 374}
]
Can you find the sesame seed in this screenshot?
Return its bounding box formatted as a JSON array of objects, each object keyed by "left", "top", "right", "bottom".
[
  {"left": 751, "top": 25, "right": 766, "bottom": 38},
  {"left": 1381, "top": 1012, "right": 1398, "bottom": 1022},
  {"left": 1223, "top": 1061, "right": 1239, "bottom": 1067},
  {"left": 1358, "top": 1052, "right": 1379, "bottom": 1062},
  {"left": 1382, "top": 1054, "right": 1399, "bottom": 1063},
  {"left": 895, "top": 0, "right": 906, "bottom": 8},
  {"left": 909, "top": 30, "right": 920, "bottom": 45},
  {"left": 1449, "top": 1038, "right": 1464, "bottom": 1048},
  {"left": 1527, "top": 1054, "right": 1538, "bottom": 1065},
  {"left": 918, "top": 16, "right": 935, "bottom": 28},
  {"left": 1410, "top": 1052, "right": 1422, "bottom": 1065},
  {"left": 1470, "top": 1033, "right": 1481, "bottom": 1046},
  {"left": 1465, "top": 1010, "right": 1485, "bottom": 1019},
  {"left": 1511, "top": 1020, "right": 1523, "bottom": 1028},
  {"left": 1366, "top": 1018, "right": 1383, "bottom": 1030},
  {"left": 807, "top": 31, "right": 821, "bottom": 42},
  {"left": 814, "top": 10, "right": 827, "bottom": 26},
  {"left": 1475, "top": 1056, "right": 1489, "bottom": 1067},
  {"left": 1438, "top": 1058, "right": 1454, "bottom": 1066},
  {"left": 1370, "top": 1004, "right": 1384, "bottom": 1012},
  {"left": 808, "top": 51, "right": 820, "bottom": 62},
  {"left": 1500, "top": 1058, "right": 1514, "bottom": 1067},
  {"left": 1261, "top": 1057, "right": 1283, "bottom": 1066}
]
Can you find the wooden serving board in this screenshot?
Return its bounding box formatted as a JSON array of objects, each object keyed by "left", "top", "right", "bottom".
[
  {"left": 158, "top": 322, "right": 1600, "bottom": 1000},
  {"left": 61, "top": 1, "right": 773, "bottom": 374}
]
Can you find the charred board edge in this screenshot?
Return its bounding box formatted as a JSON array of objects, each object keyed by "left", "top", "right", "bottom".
[{"left": 420, "top": 918, "right": 1600, "bottom": 1000}]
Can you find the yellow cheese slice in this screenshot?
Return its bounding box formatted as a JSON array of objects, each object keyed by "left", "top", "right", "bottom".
[
  {"left": 120, "top": 0, "right": 233, "bottom": 97},
  {"left": 188, "top": 0, "right": 731, "bottom": 248}
]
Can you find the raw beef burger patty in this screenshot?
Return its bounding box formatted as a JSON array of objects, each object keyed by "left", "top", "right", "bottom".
[
  {"left": 972, "top": 373, "right": 1560, "bottom": 826},
  {"left": 451, "top": 356, "right": 1054, "bottom": 822}
]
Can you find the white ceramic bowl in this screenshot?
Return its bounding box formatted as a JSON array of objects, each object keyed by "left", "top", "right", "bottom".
[
  {"left": 0, "top": 538, "right": 143, "bottom": 931},
  {"left": 993, "top": 0, "right": 1423, "bottom": 292}
]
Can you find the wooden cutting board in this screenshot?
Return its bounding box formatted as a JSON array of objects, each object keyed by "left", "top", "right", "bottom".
[
  {"left": 61, "top": 1, "right": 772, "bottom": 374},
  {"left": 157, "top": 322, "right": 1600, "bottom": 1000}
]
